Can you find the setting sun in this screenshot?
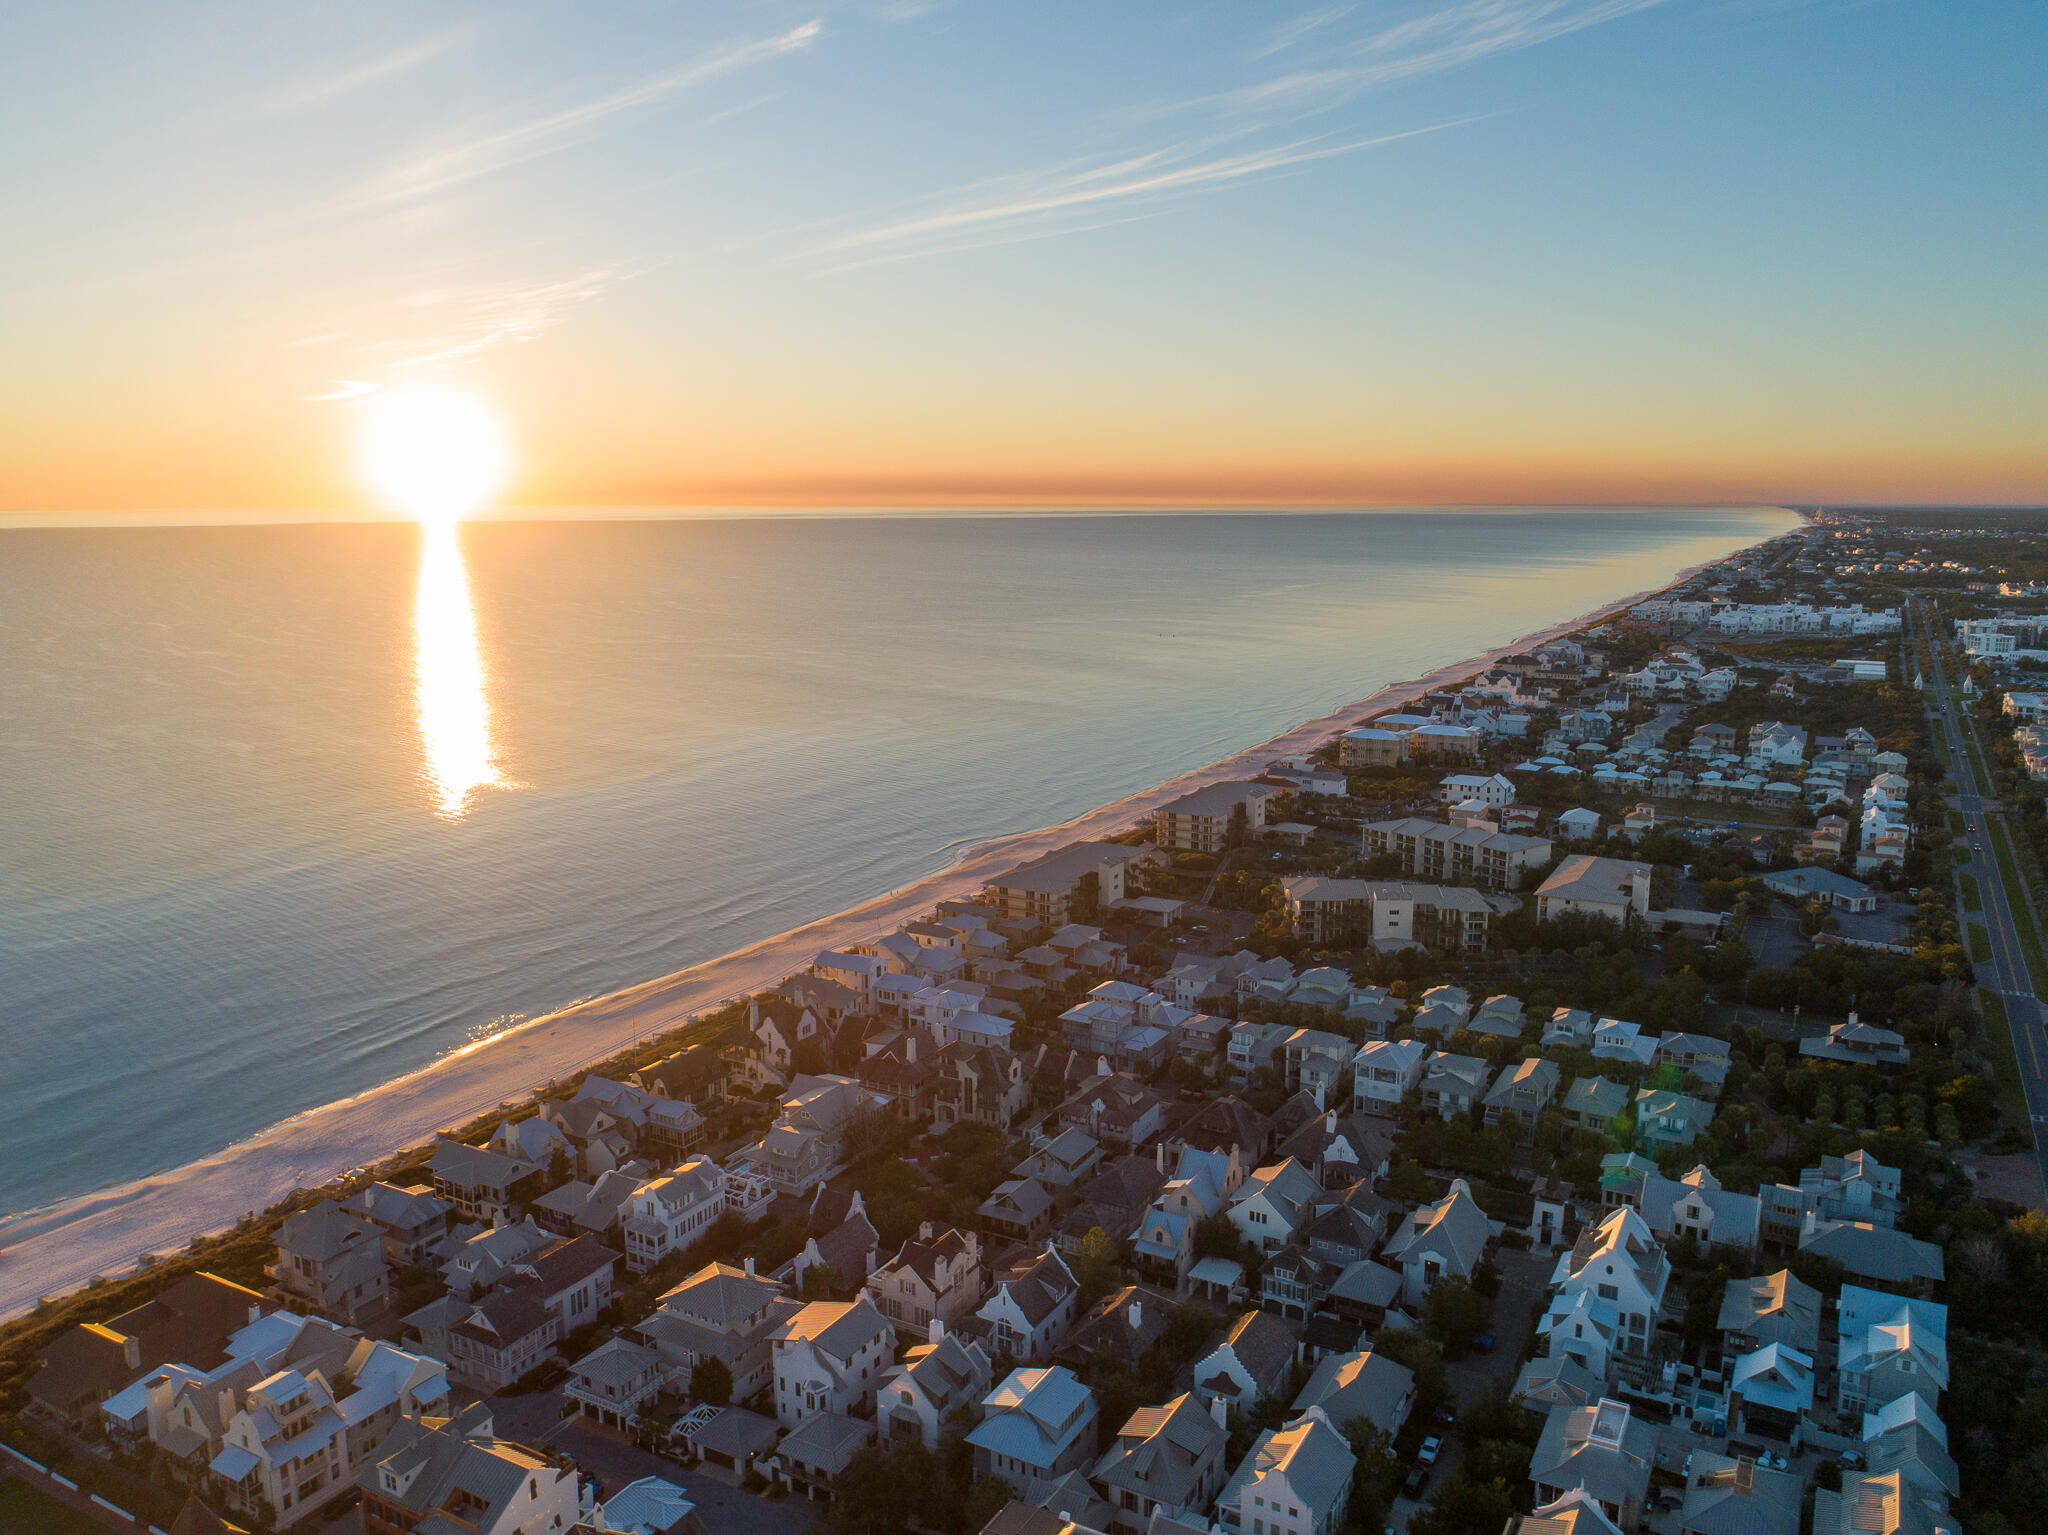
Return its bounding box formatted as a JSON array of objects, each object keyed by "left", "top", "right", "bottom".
[{"left": 360, "top": 387, "right": 510, "bottom": 522}]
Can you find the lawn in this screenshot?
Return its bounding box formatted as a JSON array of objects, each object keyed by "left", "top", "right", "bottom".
[
  {"left": 0, "top": 1477, "right": 107, "bottom": 1535},
  {"left": 1970, "top": 924, "right": 1993, "bottom": 963},
  {"left": 1950, "top": 809, "right": 1969, "bottom": 837},
  {"left": 1962, "top": 873, "right": 1983, "bottom": 912},
  {"left": 1979, "top": 989, "right": 2033, "bottom": 1134}
]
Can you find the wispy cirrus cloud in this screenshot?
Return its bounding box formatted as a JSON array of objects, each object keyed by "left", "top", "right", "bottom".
[
  {"left": 800, "top": 0, "right": 1667, "bottom": 272},
  {"left": 1222, "top": 0, "right": 1673, "bottom": 117},
  {"left": 259, "top": 24, "right": 481, "bottom": 115},
  {"left": 799, "top": 122, "right": 1478, "bottom": 272},
  {"left": 299, "top": 266, "right": 630, "bottom": 401},
  {"left": 341, "top": 20, "right": 821, "bottom": 216}
]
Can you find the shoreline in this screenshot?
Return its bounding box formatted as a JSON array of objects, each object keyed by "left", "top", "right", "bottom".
[{"left": 0, "top": 525, "right": 1791, "bottom": 1321}]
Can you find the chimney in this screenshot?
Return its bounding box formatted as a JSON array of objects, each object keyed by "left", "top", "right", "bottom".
[
  {"left": 929, "top": 1318, "right": 946, "bottom": 1343},
  {"left": 906, "top": 1035, "right": 918, "bottom": 1064},
  {"left": 1155, "top": 1142, "right": 1168, "bottom": 1173},
  {"left": 1127, "top": 1299, "right": 1142, "bottom": 1332},
  {"left": 919, "top": 1220, "right": 935, "bottom": 1241},
  {"left": 1209, "top": 1394, "right": 1229, "bottom": 1429},
  {"left": 249, "top": 1303, "right": 263, "bottom": 1326},
  {"left": 1324, "top": 1110, "right": 1336, "bottom": 1134},
  {"left": 121, "top": 1333, "right": 140, "bottom": 1371},
  {"left": 744, "top": 1256, "right": 755, "bottom": 1277}
]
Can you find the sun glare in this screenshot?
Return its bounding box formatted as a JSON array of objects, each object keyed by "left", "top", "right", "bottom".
[{"left": 360, "top": 387, "right": 509, "bottom": 523}]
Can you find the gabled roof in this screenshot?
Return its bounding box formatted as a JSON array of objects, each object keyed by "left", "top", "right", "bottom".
[
  {"left": 1382, "top": 1179, "right": 1490, "bottom": 1274},
  {"left": 1290, "top": 1348, "right": 1414, "bottom": 1438},
  {"left": 1199, "top": 1310, "right": 1294, "bottom": 1394}
]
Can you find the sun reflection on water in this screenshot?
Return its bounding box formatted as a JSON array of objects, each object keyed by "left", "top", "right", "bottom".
[{"left": 413, "top": 517, "right": 501, "bottom": 818}]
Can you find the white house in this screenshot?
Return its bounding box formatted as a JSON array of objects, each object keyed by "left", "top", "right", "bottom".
[
  {"left": 977, "top": 1247, "right": 1081, "bottom": 1362},
  {"left": 620, "top": 1158, "right": 729, "bottom": 1274},
  {"left": 879, "top": 1330, "right": 994, "bottom": 1448},
  {"left": 1216, "top": 1407, "right": 1356, "bottom": 1535},
  {"left": 771, "top": 1297, "right": 896, "bottom": 1425},
  {"left": 1540, "top": 1208, "right": 1669, "bottom": 1368},
  {"left": 1227, "top": 1159, "right": 1325, "bottom": 1255},
  {"left": 1352, "top": 1039, "right": 1429, "bottom": 1111},
  {"left": 1381, "top": 1179, "right": 1491, "bottom": 1305}
]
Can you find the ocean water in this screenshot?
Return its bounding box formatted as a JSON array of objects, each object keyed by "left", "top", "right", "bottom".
[{"left": 0, "top": 507, "right": 1794, "bottom": 1218}]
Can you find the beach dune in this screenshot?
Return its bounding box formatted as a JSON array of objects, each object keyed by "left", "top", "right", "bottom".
[{"left": 0, "top": 562, "right": 1732, "bottom": 1321}]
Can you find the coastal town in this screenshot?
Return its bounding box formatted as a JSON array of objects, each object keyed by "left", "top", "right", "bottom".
[{"left": 9, "top": 512, "right": 2048, "bottom": 1535}]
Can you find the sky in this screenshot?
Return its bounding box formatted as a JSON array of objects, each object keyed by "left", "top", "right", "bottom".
[{"left": 2, "top": 0, "right": 2044, "bottom": 515}]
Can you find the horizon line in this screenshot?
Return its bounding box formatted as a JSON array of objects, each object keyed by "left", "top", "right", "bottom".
[{"left": 0, "top": 500, "right": 1828, "bottom": 531}]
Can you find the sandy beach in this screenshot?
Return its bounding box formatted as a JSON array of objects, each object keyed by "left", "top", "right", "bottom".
[{"left": 0, "top": 545, "right": 1768, "bottom": 1321}]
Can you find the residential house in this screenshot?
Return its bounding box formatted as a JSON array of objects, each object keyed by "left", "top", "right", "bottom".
[
  {"left": 1090, "top": 1394, "right": 1229, "bottom": 1535},
  {"left": 1802, "top": 1151, "right": 1904, "bottom": 1229},
  {"left": 1417, "top": 1053, "right": 1489, "bottom": 1120},
  {"left": 1352, "top": 1040, "right": 1429, "bottom": 1113},
  {"left": 1227, "top": 1160, "right": 1325, "bottom": 1255},
  {"left": 1800, "top": 1018, "right": 1910, "bottom": 1068},
  {"left": 635, "top": 1261, "right": 795, "bottom": 1401},
  {"left": 1381, "top": 1179, "right": 1491, "bottom": 1306},
  {"left": 770, "top": 1413, "right": 875, "bottom": 1501},
  {"left": 1193, "top": 1311, "right": 1298, "bottom": 1418},
  {"left": 358, "top": 1404, "right": 580, "bottom": 1535},
  {"left": 619, "top": 1159, "right": 729, "bottom": 1274},
  {"left": 1634, "top": 1089, "right": 1714, "bottom": 1150},
  {"left": 771, "top": 1298, "right": 896, "bottom": 1425},
  {"left": 1054, "top": 1286, "right": 1173, "bottom": 1374},
  {"left": 1727, "top": 1343, "right": 1816, "bottom": 1442},
  {"left": 977, "top": 1247, "right": 1081, "bottom": 1363},
  {"left": 1561, "top": 1077, "right": 1630, "bottom": 1135},
  {"left": 1836, "top": 1287, "right": 1948, "bottom": 1417},
  {"left": 340, "top": 1184, "right": 453, "bottom": 1270},
  {"left": 1540, "top": 1208, "right": 1669, "bottom": 1371},
  {"left": 426, "top": 1140, "right": 543, "bottom": 1224},
  {"left": 1058, "top": 1073, "right": 1170, "bottom": 1151},
  {"left": 1484, "top": 1058, "right": 1562, "bottom": 1136},
  {"left": 880, "top": 1330, "right": 995, "bottom": 1448},
  {"left": 982, "top": 842, "right": 1153, "bottom": 928},
  {"left": 29, "top": 1273, "right": 266, "bottom": 1430},
  {"left": 968, "top": 1365, "right": 1100, "bottom": 1493},
  {"left": 1057, "top": 1157, "right": 1168, "bottom": 1259},
  {"left": 933, "top": 1042, "right": 1030, "bottom": 1131},
  {"left": 532, "top": 1168, "right": 651, "bottom": 1246},
  {"left": 1529, "top": 1399, "right": 1657, "bottom": 1534},
  {"left": 741, "top": 1074, "right": 875, "bottom": 1198},
  {"left": 1718, "top": 1271, "right": 1822, "bottom": 1356},
  {"left": 1016, "top": 1128, "right": 1106, "bottom": 1190},
  {"left": 272, "top": 1201, "right": 391, "bottom": 1324},
  {"left": 565, "top": 1336, "right": 674, "bottom": 1431},
  {"left": 1289, "top": 1349, "right": 1415, "bottom": 1440},
  {"left": 865, "top": 1225, "right": 986, "bottom": 1336},
  {"left": 1675, "top": 1453, "right": 1804, "bottom": 1535},
  {"left": 207, "top": 1343, "right": 449, "bottom": 1527},
  {"left": 1215, "top": 1408, "right": 1356, "bottom": 1535},
  {"left": 1535, "top": 857, "right": 1652, "bottom": 926},
  {"left": 1800, "top": 1220, "right": 1944, "bottom": 1292},
  {"left": 979, "top": 1178, "right": 1058, "bottom": 1245}
]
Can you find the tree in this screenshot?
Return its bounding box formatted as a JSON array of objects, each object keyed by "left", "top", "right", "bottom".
[
  {"left": 1074, "top": 1226, "right": 1126, "bottom": 1309},
  {"left": 1424, "top": 1276, "right": 1490, "bottom": 1359},
  {"left": 691, "top": 1355, "right": 732, "bottom": 1406}
]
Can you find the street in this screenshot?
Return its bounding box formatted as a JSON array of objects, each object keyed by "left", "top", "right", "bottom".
[{"left": 1911, "top": 596, "right": 2048, "bottom": 1200}]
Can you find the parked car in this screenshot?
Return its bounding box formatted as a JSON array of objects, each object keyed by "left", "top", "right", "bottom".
[
  {"left": 1403, "top": 1465, "right": 1430, "bottom": 1499},
  {"left": 1418, "top": 1436, "right": 1443, "bottom": 1466}
]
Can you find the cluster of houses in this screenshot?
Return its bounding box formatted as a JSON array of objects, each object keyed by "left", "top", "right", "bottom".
[
  {"left": 1505, "top": 1140, "right": 1953, "bottom": 1535},
  {"left": 1629, "top": 599, "right": 1900, "bottom": 636}
]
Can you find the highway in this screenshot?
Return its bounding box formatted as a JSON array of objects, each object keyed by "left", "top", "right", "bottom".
[{"left": 1909, "top": 595, "right": 2048, "bottom": 1197}]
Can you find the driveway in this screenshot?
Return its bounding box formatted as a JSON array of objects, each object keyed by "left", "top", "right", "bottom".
[
  {"left": 1387, "top": 1245, "right": 1550, "bottom": 1530},
  {"left": 479, "top": 1390, "right": 817, "bottom": 1535}
]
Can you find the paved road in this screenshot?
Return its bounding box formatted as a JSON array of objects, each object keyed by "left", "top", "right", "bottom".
[
  {"left": 1911, "top": 596, "right": 2048, "bottom": 1198},
  {"left": 480, "top": 1390, "right": 817, "bottom": 1535},
  {"left": 1386, "top": 1245, "right": 1550, "bottom": 1530}
]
